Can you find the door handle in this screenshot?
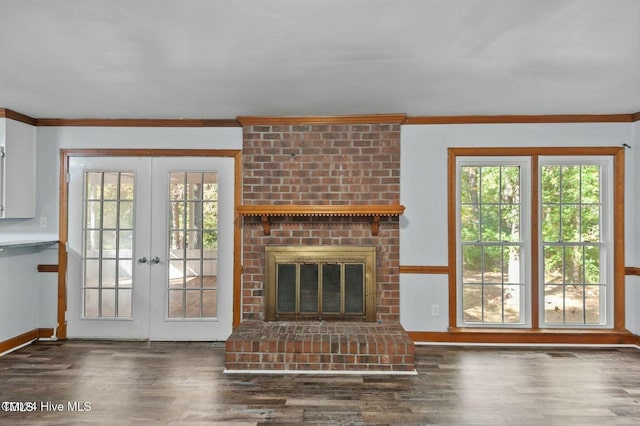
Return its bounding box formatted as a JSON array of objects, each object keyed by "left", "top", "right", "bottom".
[
  {"left": 151, "top": 256, "right": 160, "bottom": 264},
  {"left": 138, "top": 257, "right": 148, "bottom": 264}
]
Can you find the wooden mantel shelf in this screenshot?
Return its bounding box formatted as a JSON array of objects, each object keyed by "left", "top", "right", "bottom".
[{"left": 237, "top": 204, "right": 405, "bottom": 236}]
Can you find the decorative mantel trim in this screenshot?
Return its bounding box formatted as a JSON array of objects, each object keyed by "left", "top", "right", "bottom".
[{"left": 237, "top": 204, "right": 405, "bottom": 236}]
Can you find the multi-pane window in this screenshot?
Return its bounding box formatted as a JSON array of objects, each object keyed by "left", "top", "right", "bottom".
[
  {"left": 540, "top": 159, "right": 610, "bottom": 325},
  {"left": 168, "top": 172, "right": 219, "bottom": 319},
  {"left": 458, "top": 159, "right": 529, "bottom": 325},
  {"left": 456, "top": 155, "right": 613, "bottom": 328},
  {"left": 82, "top": 171, "right": 135, "bottom": 318}
]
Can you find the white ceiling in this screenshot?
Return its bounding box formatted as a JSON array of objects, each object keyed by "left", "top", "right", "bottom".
[{"left": 1, "top": 0, "right": 639, "bottom": 119}]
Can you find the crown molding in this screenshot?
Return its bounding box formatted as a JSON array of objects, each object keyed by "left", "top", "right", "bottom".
[
  {"left": 35, "top": 118, "right": 241, "bottom": 127},
  {"left": 237, "top": 114, "right": 407, "bottom": 126},
  {"left": 404, "top": 114, "right": 636, "bottom": 125},
  {"left": 2, "top": 108, "right": 639, "bottom": 126},
  {"left": 0, "top": 108, "right": 38, "bottom": 126}
]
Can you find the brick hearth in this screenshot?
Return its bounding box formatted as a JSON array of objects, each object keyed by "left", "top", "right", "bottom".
[{"left": 225, "top": 321, "right": 415, "bottom": 373}]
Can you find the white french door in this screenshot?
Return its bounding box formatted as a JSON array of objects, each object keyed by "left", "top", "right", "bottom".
[{"left": 67, "top": 156, "right": 234, "bottom": 340}]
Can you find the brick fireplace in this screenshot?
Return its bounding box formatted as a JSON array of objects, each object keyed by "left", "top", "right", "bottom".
[{"left": 225, "top": 115, "right": 415, "bottom": 373}]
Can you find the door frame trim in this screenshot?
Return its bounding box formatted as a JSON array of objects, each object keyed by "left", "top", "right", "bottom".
[{"left": 59, "top": 149, "right": 243, "bottom": 339}]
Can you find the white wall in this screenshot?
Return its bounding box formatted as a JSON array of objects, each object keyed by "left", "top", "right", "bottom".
[
  {"left": 0, "top": 125, "right": 242, "bottom": 342},
  {"left": 626, "top": 121, "right": 640, "bottom": 334},
  {"left": 400, "top": 122, "right": 635, "bottom": 332}
]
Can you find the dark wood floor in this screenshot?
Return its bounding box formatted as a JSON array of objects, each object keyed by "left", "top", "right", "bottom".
[{"left": 1, "top": 340, "right": 640, "bottom": 425}]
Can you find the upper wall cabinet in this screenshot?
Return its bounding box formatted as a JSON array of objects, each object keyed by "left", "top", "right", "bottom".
[{"left": 0, "top": 118, "right": 36, "bottom": 218}]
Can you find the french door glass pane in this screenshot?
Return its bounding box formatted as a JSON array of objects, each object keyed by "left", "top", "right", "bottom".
[
  {"left": 202, "top": 291, "right": 217, "bottom": 317},
  {"left": 84, "top": 289, "right": 99, "bottom": 317},
  {"left": 85, "top": 201, "right": 101, "bottom": 228},
  {"left": 118, "top": 260, "right": 132, "bottom": 287},
  {"left": 82, "top": 171, "right": 134, "bottom": 318},
  {"left": 168, "top": 172, "right": 219, "bottom": 319},
  {"left": 185, "top": 261, "right": 202, "bottom": 288}
]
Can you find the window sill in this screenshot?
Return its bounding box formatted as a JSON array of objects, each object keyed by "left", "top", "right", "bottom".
[
  {"left": 408, "top": 328, "right": 639, "bottom": 345},
  {"left": 449, "top": 327, "right": 630, "bottom": 334}
]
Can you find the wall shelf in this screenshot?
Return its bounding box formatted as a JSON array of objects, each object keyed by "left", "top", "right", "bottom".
[{"left": 237, "top": 204, "right": 405, "bottom": 236}]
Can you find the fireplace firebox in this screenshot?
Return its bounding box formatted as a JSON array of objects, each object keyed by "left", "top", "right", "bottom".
[{"left": 265, "top": 246, "right": 376, "bottom": 322}]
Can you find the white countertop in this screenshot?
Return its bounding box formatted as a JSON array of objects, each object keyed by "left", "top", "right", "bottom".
[{"left": 0, "top": 233, "right": 59, "bottom": 249}]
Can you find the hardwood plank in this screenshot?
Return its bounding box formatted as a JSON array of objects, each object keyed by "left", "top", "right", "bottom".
[{"left": 1, "top": 340, "right": 640, "bottom": 424}]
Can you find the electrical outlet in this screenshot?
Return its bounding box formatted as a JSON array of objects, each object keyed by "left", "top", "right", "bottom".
[
  {"left": 39, "top": 216, "right": 48, "bottom": 228},
  {"left": 431, "top": 304, "right": 440, "bottom": 317}
]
